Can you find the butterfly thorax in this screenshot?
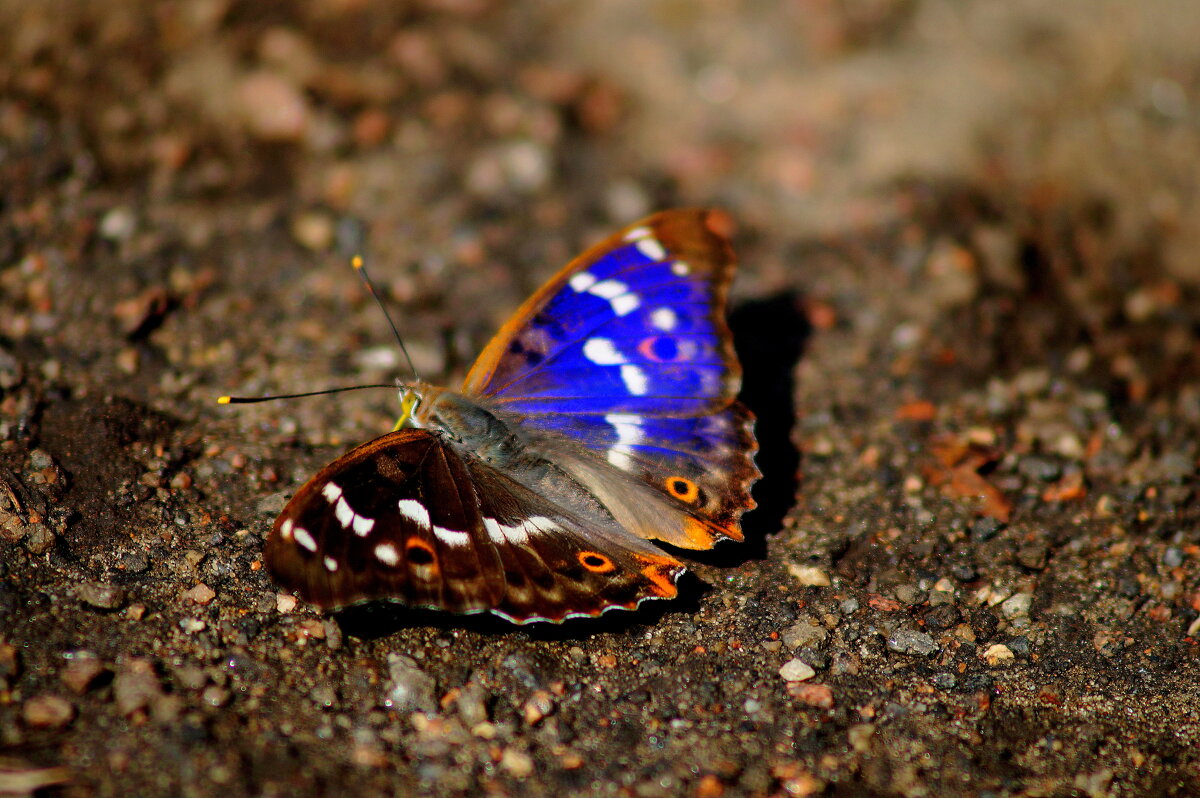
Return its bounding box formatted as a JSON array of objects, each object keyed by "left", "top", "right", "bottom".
[{"left": 398, "top": 383, "right": 524, "bottom": 464}]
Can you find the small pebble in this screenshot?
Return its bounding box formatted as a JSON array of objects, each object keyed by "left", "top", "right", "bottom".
[
  {"left": 29, "top": 449, "right": 55, "bottom": 470},
  {"left": 886, "top": 629, "right": 938, "bottom": 657},
  {"left": 787, "top": 564, "right": 831, "bottom": 587},
  {"left": 310, "top": 684, "right": 337, "bottom": 709},
  {"left": 829, "top": 652, "right": 861, "bottom": 677},
  {"left": 24, "top": 523, "right": 55, "bottom": 554},
  {"left": 202, "top": 686, "right": 231, "bottom": 707},
  {"left": 500, "top": 748, "right": 534, "bottom": 778},
  {"left": 781, "top": 619, "right": 828, "bottom": 650},
  {"left": 923, "top": 604, "right": 961, "bottom": 631},
  {"left": 291, "top": 211, "right": 335, "bottom": 252},
  {"left": 1000, "top": 593, "right": 1033, "bottom": 619},
  {"left": 182, "top": 583, "right": 216, "bottom": 605},
  {"left": 23, "top": 694, "right": 75, "bottom": 729},
  {"left": 116, "top": 347, "right": 139, "bottom": 374},
  {"left": 778, "top": 658, "right": 816, "bottom": 682},
  {"left": 119, "top": 551, "right": 150, "bottom": 574},
  {"left": 61, "top": 655, "right": 107, "bottom": 694},
  {"left": 932, "top": 672, "right": 957, "bottom": 690},
  {"left": 1007, "top": 636, "right": 1032, "bottom": 657},
  {"left": 786, "top": 681, "right": 834, "bottom": 709},
  {"left": 984, "top": 643, "right": 1015, "bottom": 665},
  {"left": 848, "top": 724, "right": 875, "bottom": 752},
  {"left": 77, "top": 581, "right": 126, "bottom": 610},
  {"left": 323, "top": 618, "right": 343, "bottom": 650},
  {"left": 99, "top": 206, "right": 137, "bottom": 241},
  {"left": 970, "top": 518, "right": 1002, "bottom": 542},
  {"left": 471, "top": 721, "right": 497, "bottom": 739},
  {"left": 113, "top": 659, "right": 165, "bottom": 716},
  {"left": 386, "top": 654, "right": 437, "bottom": 714},
  {"left": 1186, "top": 616, "right": 1200, "bottom": 638},
  {"left": 522, "top": 690, "right": 555, "bottom": 726},
  {"left": 276, "top": 593, "right": 298, "bottom": 613},
  {"left": 173, "top": 665, "right": 207, "bottom": 690},
  {"left": 1017, "top": 544, "right": 1048, "bottom": 570},
  {"left": 236, "top": 70, "right": 310, "bottom": 141}
]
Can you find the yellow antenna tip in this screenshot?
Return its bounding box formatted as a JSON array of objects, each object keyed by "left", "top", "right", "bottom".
[
  {"left": 352, "top": 255, "right": 364, "bottom": 270},
  {"left": 217, "top": 396, "right": 231, "bottom": 404}
]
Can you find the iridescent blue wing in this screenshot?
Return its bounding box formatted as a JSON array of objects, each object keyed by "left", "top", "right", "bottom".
[{"left": 462, "top": 210, "right": 758, "bottom": 550}]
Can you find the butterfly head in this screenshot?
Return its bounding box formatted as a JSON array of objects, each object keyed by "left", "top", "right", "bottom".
[{"left": 393, "top": 382, "right": 463, "bottom": 436}]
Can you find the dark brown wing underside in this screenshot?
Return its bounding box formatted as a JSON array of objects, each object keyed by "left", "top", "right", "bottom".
[{"left": 265, "top": 429, "right": 684, "bottom": 623}]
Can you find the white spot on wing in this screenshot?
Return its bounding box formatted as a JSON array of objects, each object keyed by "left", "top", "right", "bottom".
[
  {"left": 586, "top": 279, "right": 640, "bottom": 317},
  {"left": 293, "top": 527, "right": 318, "bottom": 552},
  {"left": 650, "top": 307, "right": 678, "bottom": 331},
  {"left": 483, "top": 517, "right": 531, "bottom": 545},
  {"left": 323, "top": 556, "right": 338, "bottom": 572},
  {"left": 434, "top": 526, "right": 471, "bottom": 547},
  {"left": 329, "top": 493, "right": 375, "bottom": 536},
  {"left": 280, "top": 518, "right": 294, "bottom": 541},
  {"left": 374, "top": 542, "right": 400, "bottom": 566},
  {"left": 611, "top": 293, "right": 640, "bottom": 316},
  {"left": 623, "top": 226, "right": 652, "bottom": 241},
  {"left": 569, "top": 272, "right": 597, "bottom": 292},
  {"left": 589, "top": 279, "right": 627, "bottom": 299},
  {"left": 397, "top": 499, "right": 431, "bottom": 529},
  {"left": 483, "top": 517, "right": 503, "bottom": 543},
  {"left": 672, "top": 261, "right": 690, "bottom": 275},
  {"left": 620, "top": 364, "right": 649, "bottom": 395},
  {"left": 583, "top": 337, "right": 626, "bottom": 365},
  {"left": 527, "top": 516, "right": 559, "bottom": 535},
  {"left": 635, "top": 237, "right": 667, "bottom": 262},
  {"left": 605, "top": 413, "right": 643, "bottom": 443},
  {"left": 605, "top": 413, "right": 644, "bottom": 468},
  {"left": 334, "top": 496, "right": 355, "bottom": 529},
  {"left": 606, "top": 445, "right": 636, "bottom": 469}
]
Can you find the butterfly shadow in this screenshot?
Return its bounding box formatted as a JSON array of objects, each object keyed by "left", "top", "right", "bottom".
[
  {"left": 685, "top": 290, "right": 810, "bottom": 569},
  {"left": 332, "top": 572, "right": 709, "bottom": 642}
]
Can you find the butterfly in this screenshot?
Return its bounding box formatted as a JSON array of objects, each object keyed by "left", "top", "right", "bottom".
[{"left": 264, "top": 209, "right": 759, "bottom": 623}]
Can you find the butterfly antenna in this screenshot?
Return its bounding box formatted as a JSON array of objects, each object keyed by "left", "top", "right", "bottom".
[
  {"left": 353, "top": 255, "right": 419, "bottom": 380},
  {"left": 217, "top": 384, "right": 396, "bottom": 404}
]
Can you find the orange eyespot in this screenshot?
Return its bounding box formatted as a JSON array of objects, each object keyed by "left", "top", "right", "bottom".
[
  {"left": 405, "top": 538, "right": 437, "bottom": 566},
  {"left": 578, "top": 551, "right": 615, "bottom": 573},
  {"left": 665, "top": 476, "right": 701, "bottom": 503}
]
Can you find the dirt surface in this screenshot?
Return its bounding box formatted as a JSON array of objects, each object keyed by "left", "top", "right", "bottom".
[{"left": 3, "top": 1, "right": 1200, "bottom": 796}]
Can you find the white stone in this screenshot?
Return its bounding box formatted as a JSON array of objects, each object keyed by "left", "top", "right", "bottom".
[{"left": 779, "top": 658, "right": 816, "bottom": 682}]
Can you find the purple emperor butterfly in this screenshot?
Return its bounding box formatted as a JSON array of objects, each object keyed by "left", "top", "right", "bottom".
[{"left": 263, "top": 209, "right": 759, "bottom": 623}]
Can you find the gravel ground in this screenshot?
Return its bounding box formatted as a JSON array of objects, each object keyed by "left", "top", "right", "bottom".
[{"left": 2, "top": 1, "right": 1199, "bottom": 796}]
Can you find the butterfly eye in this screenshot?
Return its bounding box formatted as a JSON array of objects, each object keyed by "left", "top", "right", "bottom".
[{"left": 396, "top": 390, "right": 422, "bottom": 429}]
